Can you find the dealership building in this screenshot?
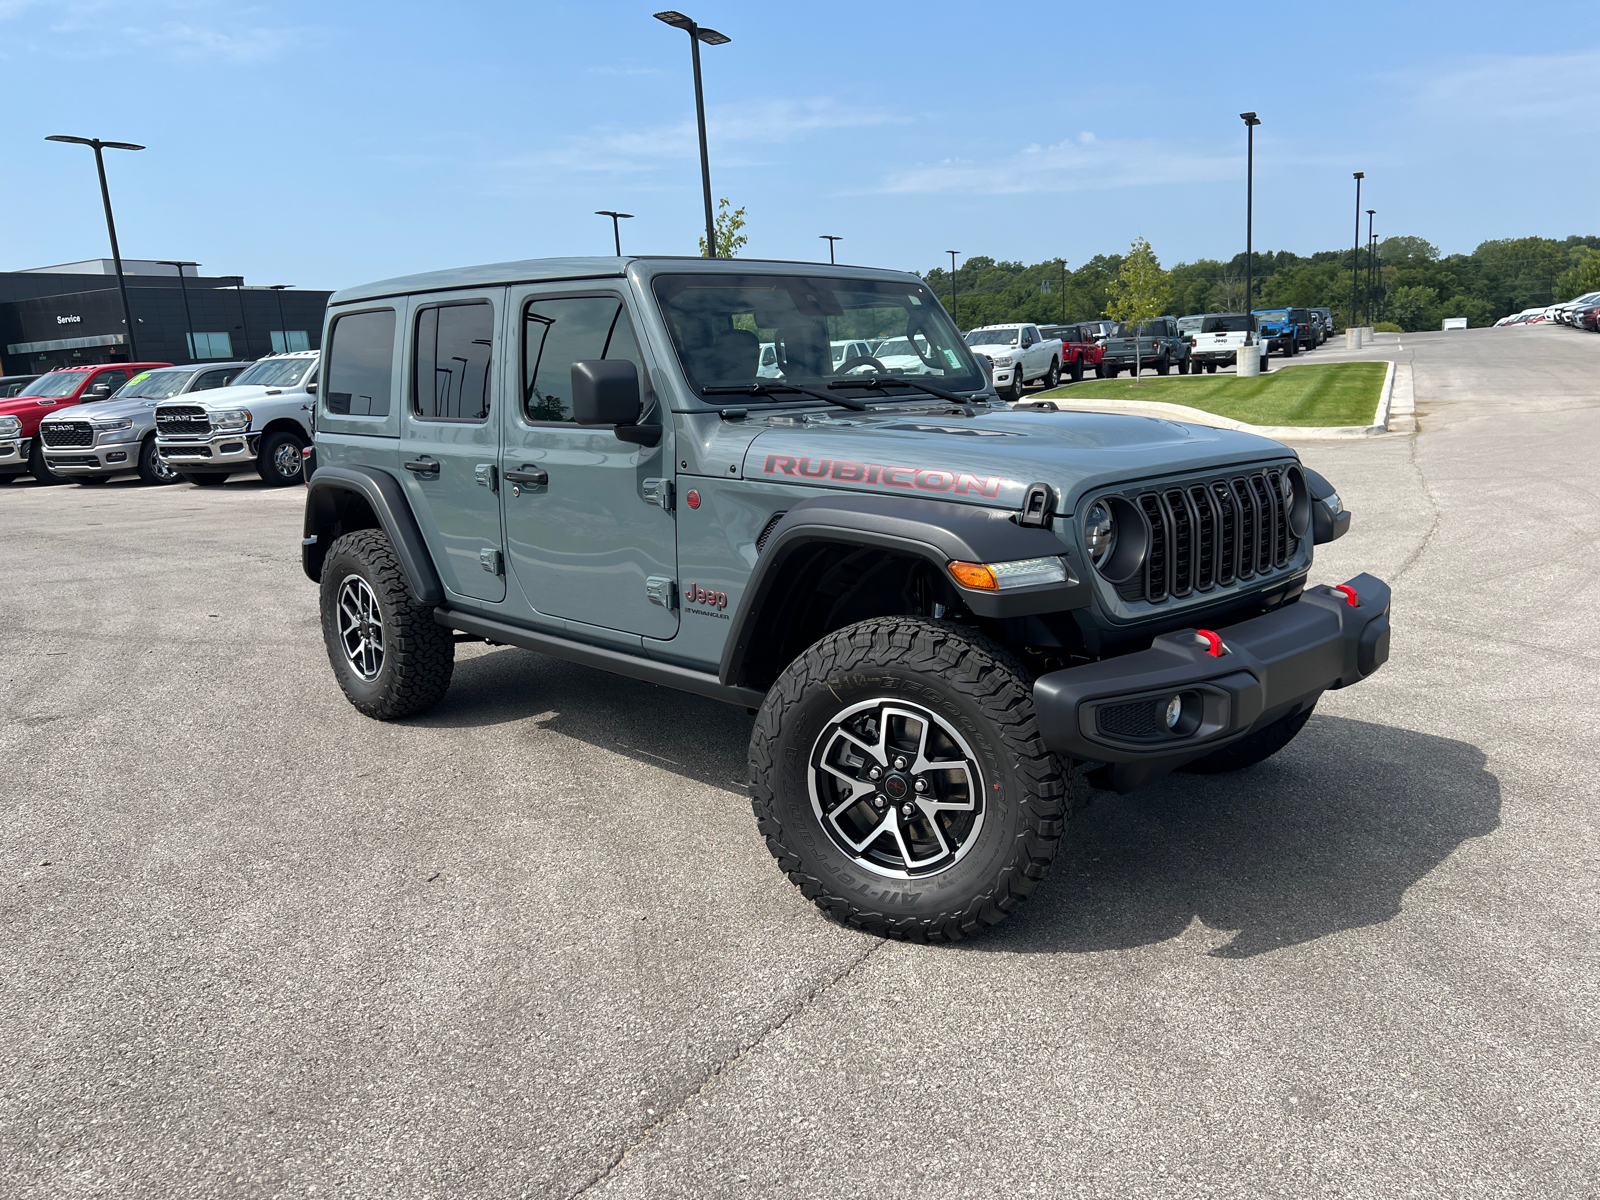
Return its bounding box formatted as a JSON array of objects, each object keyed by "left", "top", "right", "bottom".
[{"left": 0, "top": 260, "right": 331, "bottom": 376}]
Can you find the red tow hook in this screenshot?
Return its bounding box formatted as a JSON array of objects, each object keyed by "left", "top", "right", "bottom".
[
  {"left": 1195, "top": 629, "right": 1226, "bottom": 657},
  {"left": 1334, "top": 584, "right": 1359, "bottom": 607}
]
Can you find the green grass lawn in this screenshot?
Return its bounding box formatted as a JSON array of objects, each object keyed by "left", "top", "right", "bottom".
[{"left": 1035, "top": 361, "right": 1388, "bottom": 426}]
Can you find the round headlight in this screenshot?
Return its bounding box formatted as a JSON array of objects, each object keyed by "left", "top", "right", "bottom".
[{"left": 1084, "top": 502, "right": 1116, "bottom": 568}]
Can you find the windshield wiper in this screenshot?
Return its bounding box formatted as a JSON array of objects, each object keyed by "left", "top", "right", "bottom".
[
  {"left": 828, "top": 376, "right": 983, "bottom": 406},
  {"left": 701, "top": 382, "right": 869, "bottom": 412}
]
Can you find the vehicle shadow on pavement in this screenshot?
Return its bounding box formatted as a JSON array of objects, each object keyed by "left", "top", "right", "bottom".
[
  {"left": 972, "top": 714, "right": 1501, "bottom": 958},
  {"left": 407, "top": 647, "right": 756, "bottom": 791}
]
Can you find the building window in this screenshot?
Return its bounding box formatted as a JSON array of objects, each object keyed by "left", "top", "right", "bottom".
[
  {"left": 187, "top": 332, "right": 233, "bottom": 359},
  {"left": 270, "top": 330, "right": 310, "bottom": 353}
]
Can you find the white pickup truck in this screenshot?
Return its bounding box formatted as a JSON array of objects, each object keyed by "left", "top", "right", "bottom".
[
  {"left": 154, "top": 350, "right": 320, "bottom": 486},
  {"left": 963, "top": 323, "right": 1063, "bottom": 401}
]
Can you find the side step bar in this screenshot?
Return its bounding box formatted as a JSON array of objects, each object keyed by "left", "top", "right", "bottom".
[{"left": 434, "top": 607, "right": 767, "bottom": 711}]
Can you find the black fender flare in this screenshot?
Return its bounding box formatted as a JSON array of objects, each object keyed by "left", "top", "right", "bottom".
[
  {"left": 718, "top": 492, "right": 1091, "bottom": 687},
  {"left": 301, "top": 464, "right": 444, "bottom": 604}
]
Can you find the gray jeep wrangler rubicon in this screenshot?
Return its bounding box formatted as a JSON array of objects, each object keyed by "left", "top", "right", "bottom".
[{"left": 302, "top": 256, "right": 1387, "bottom": 942}]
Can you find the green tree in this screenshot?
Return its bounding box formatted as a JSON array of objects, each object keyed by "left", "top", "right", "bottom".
[
  {"left": 1105, "top": 237, "right": 1171, "bottom": 381},
  {"left": 1387, "top": 285, "right": 1439, "bottom": 331},
  {"left": 697, "top": 198, "right": 748, "bottom": 258},
  {"left": 1554, "top": 248, "right": 1600, "bottom": 302}
]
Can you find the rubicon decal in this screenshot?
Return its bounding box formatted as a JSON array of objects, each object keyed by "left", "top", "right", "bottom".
[
  {"left": 684, "top": 582, "right": 728, "bottom": 611},
  {"left": 762, "top": 454, "right": 1002, "bottom": 498}
]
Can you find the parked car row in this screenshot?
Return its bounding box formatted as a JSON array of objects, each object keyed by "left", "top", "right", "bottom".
[
  {"left": 1496, "top": 291, "right": 1600, "bottom": 329},
  {"left": 0, "top": 351, "right": 319, "bottom": 487}
]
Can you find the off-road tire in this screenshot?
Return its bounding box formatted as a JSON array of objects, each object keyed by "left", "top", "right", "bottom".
[
  {"left": 1156, "top": 355, "right": 1171, "bottom": 376},
  {"left": 257, "top": 429, "right": 306, "bottom": 486},
  {"left": 1070, "top": 357, "right": 1084, "bottom": 382},
  {"left": 1207, "top": 362, "right": 1218, "bottom": 374},
  {"left": 749, "top": 617, "right": 1073, "bottom": 942},
  {"left": 136, "top": 435, "right": 179, "bottom": 485},
  {"left": 319, "top": 529, "right": 454, "bottom": 719},
  {"left": 1286, "top": 338, "right": 1298, "bottom": 357},
  {"left": 182, "top": 472, "right": 228, "bottom": 486},
  {"left": 1179, "top": 703, "right": 1315, "bottom": 774},
  {"left": 28, "top": 440, "right": 65, "bottom": 486}
]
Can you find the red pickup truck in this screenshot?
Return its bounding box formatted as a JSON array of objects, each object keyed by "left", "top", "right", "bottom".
[
  {"left": 1038, "top": 323, "right": 1105, "bottom": 383},
  {"left": 0, "top": 362, "right": 172, "bottom": 485}
]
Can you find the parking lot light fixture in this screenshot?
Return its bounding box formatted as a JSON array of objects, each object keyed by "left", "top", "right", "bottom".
[
  {"left": 1239, "top": 113, "right": 1260, "bottom": 325},
  {"left": 596, "top": 210, "right": 634, "bottom": 256},
  {"left": 654, "top": 11, "right": 730, "bottom": 258},
  {"left": 268, "top": 285, "right": 291, "bottom": 354},
  {"left": 1351, "top": 173, "right": 1364, "bottom": 330},
  {"left": 156, "top": 260, "right": 199, "bottom": 361},
  {"left": 820, "top": 234, "right": 842, "bottom": 264},
  {"left": 947, "top": 250, "right": 960, "bottom": 328},
  {"left": 46, "top": 134, "right": 145, "bottom": 361}
]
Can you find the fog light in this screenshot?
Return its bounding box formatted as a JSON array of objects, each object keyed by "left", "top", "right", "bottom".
[{"left": 1164, "top": 695, "right": 1183, "bottom": 730}]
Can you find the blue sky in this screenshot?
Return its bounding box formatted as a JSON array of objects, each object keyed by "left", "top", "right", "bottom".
[{"left": 2, "top": 0, "right": 1597, "bottom": 291}]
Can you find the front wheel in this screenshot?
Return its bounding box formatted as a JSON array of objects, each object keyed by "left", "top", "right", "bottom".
[
  {"left": 749, "top": 617, "right": 1072, "bottom": 942},
  {"left": 28, "top": 441, "right": 65, "bottom": 486},
  {"left": 319, "top": 529, "right": 455, "bottom": 719},
  {"left": 257, "top": 429, "right": 306, "bottom": 486},
  {"left": 137, "top": 435, "right": 180, "bottom": 485}
]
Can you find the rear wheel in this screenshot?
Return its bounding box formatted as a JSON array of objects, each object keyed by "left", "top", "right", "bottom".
[
  {"left": 1070, "top": 357, "right": 1084, "bottom": 382},
  {"left": 1286, "top": 338, "right": 1298, "bottom": 357},
  {"left": 1207, "top": 362, "right": 1218, "bottom": 374},
  {"left": 749, "top": 617, "right": 1072, "bottom": 942},
  {"left": 137, "top": 435, "right": 180, "bottom": 485},
  {"left": 1103, "top": 363, "right": 1119, "bottom": 378},
  {"left": 1180, "top": 704, "right": 1315, "bottom": 774},
  {"left": 319, "top": 529, "right": 455, "bottom": 719},
  {"left": 1041, "top": 359, "right": 1059, "bottom": 389},
  {"left": 257, "top": 430, "right": 306, "bottom": 486}
]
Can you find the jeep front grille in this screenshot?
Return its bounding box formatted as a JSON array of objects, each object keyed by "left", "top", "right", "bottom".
[
  {"left": 155, "top": 405, "right": 210, "bottom": 436},
  {"left": 41, "top": 421, "right": 93, "bottom": 447},
  {"left": 1117, "top": 467, "right": 1297, "bottom": 604}
]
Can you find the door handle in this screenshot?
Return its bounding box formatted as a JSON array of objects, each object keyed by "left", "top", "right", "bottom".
[
  {"left": 504, "top": 468, "right": 547, "bottom": 486},
  {"left": 403, "top": 458, "right": 440, "bottom": 476}
]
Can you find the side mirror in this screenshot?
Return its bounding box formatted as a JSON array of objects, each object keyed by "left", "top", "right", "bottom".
[
  {"left": 305, "top": 381, "right": 317, "bottom": 394},
  {"left": 571, "top": 359, "right": 641, "bottom": 427}
]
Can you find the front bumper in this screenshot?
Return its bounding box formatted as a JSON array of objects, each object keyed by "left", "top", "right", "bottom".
[
  {"left": 43, "top": 438, "right": 140, "bottom": 474},
  {"left": 0, "top": 436, "right": 29, "bottom": 474},
  {"left": 1034, "top": 572, "right": 1391, "bottom": 793},
  {"left": 157, "top": 432, "right": 259, "bottom": 470}
]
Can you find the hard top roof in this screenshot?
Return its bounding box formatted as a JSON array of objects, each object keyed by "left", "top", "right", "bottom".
[{"left": 330, "top": 255, "right": 923, "bottom": 307}]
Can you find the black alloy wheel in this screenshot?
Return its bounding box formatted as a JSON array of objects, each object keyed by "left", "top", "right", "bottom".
[{"left": 749, "top": 617, "right": 1072, "bottom": 941}]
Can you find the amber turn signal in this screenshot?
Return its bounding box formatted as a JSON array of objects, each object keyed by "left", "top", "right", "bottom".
[{"left": 946, "top": 561, "right": 999, "bottom": 591}]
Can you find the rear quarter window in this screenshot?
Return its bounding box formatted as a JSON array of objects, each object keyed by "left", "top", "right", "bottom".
[{"left": 321, "top": 307, "right": 398, "bottom": 437}]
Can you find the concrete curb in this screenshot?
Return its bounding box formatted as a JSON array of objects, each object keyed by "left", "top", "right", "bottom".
[{"left": 1036, "top": 358, "right": 1399, "bottom": 441}]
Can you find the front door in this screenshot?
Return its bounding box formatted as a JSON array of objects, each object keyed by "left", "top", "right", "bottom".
[
  {"left": 398, "top": 289, "right": 506, "bottom": 604},
  {"left": 500, "top": 287, "right": 677, "bottom": 640}
]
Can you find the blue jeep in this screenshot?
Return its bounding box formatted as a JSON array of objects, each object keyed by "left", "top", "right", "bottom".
[{"left": 1252, "top": 307, "right": 1316, "bottom": 357}]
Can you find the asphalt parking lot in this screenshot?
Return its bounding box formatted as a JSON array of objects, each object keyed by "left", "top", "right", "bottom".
[{"left": 3, "top": 324, "right": 1597, "bottom": 1199}]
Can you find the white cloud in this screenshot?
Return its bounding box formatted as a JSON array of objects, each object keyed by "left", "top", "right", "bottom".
[
  {"left": 1414, "top": 50, "right": 1600, "bottom": 122},
  {"left": 4, "top": 1, "right": 313, "bottom": 63},
  {"left": 866, "top": 135, "right": 1239, "bottom": 196}
]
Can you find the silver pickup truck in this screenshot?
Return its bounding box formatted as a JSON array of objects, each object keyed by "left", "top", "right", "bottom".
[
  {"left": 38, "top": 363, "right": 250, "bottom": 485},
  {"left": 155, "top": 350, "right": 320, "bottom": 486}
]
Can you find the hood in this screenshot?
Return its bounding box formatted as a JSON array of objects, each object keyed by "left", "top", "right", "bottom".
[
  {"left": 40, "top": 395, "right": 155, "bottom": 423},
  {"left": 740, "top": 405, "right": 1292, "bottom": 515},
  {"left": 157, "top": 382, "right": 304, "bottom": 410}
]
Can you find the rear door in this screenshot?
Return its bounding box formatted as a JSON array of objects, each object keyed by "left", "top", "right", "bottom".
[
  {"left": 398, "top": 289, "right": 506, "bottom": 604},
  {"left": 499, "top": 285, "right": 678, "bottom": 640}
]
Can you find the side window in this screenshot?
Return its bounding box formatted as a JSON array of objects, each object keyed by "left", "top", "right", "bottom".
[
  {"left": 194, "top": 369, "right": 234, "bottom": 391},
  {"left": 522, "top": 295, "right": 643, "bottom": 424},
  {"left": 413, "top": 303, "right": 492, "bottom": 422},
  {"left": 325, "top": 309, "right": 396, "bottom": 417}
]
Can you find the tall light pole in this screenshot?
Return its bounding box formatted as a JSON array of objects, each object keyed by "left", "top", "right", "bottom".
[
  {"left": 819, "top": 235, "right": 842, "bottom": 264},
  {"left": 595, "top": 210, "right": 634, "bottom": 256},
  {"left": 1366, "top": 209, "right": 1376, "bottom": 327},
  {"left": 1240, "top": 113, "right": 1260, "bottom": 321},
  {"left": 46, "top": 134, "right": 145, "bottom": 361},
  {"left": 1058, "top": 258, "right": 1067, "bottom": 324},
  {"left": 947, "top": 250, "right": 961, "bottom": 328},
  {"left": 654, "top": 11, "right": 730, "bottom": 258},
  {"left": 268, "top": 285, "right": 292, "bottom": 354},
  {"left": 1351, "top": 172, "right": 1364, "bottom": 330},
  {"left": 156, "top": 260, "right": 199, "bottom": 360}
]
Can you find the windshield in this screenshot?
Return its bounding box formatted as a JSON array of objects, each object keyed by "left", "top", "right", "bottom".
[
  {"left": 653, "top": 274, "right": 985, "bottom": 397},
  {"left": 18, "top": 371, "right": 87, "bottom": 398},
  {"left": 233, "top": 356, "right": 315, "bottom": 388},
  {"left": 966, "top": 327, "right": 1021, "bottom": 347},
  {"left": 114, "top": 369, "right": 198, "bottom": 400},
  {"left": 1202, "top": 315, "right": 1253, "bottom": 333}
]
